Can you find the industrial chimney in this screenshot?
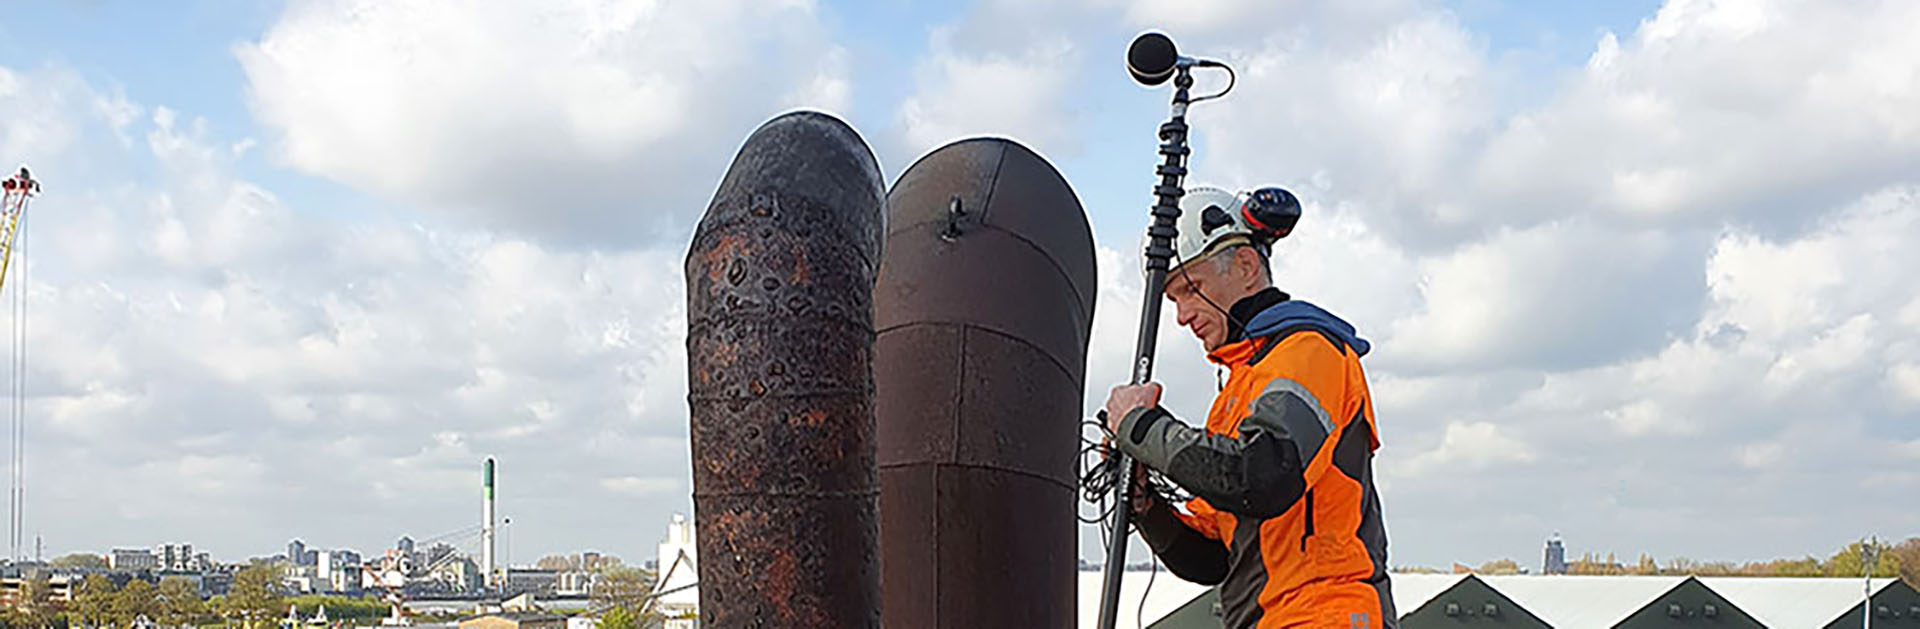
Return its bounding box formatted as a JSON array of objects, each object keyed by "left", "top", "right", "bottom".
[{"left": 483, "top": 457, "right": 497, "bottom": 590}]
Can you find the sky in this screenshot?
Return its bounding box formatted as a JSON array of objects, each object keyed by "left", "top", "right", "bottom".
[{"left": 1, "top": 0, "right": 1917, "bottom": 574}]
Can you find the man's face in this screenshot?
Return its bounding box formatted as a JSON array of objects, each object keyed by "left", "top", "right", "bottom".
[{"left": 1164, "top": 251, "right": 1244, "bottom": 351}]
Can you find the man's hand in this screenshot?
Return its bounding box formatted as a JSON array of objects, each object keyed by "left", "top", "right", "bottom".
[{"left": 1104, "top": 382, "right": 1163, "bottom": 435}]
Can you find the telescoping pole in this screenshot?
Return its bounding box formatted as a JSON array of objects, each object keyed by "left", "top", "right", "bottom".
[{"left": 1095, "top": 32, "right": 1208, "bottom": 629}]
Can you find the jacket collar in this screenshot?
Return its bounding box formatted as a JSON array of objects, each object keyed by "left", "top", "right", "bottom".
[{"left": 1206, "top": 287, "right": 1289, "bottom": 365}]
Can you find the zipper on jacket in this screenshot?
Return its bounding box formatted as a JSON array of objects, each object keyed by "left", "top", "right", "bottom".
[{"left": 1300, "top": 490, "right": 1315, "bottom": 552}]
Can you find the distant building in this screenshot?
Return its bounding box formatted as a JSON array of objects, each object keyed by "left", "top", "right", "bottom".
[
  {"left": 332, "top": 564, "right": 363, "bottom": 594},
  {"left": 1543, "top": 533, "right": 1568, "bottom": 576},
  {"left": 655, "top": 513, "right": 698, "bottom": 629},
  {"left": 0, "top": 573, "right": 79, "bottom": 609},
  {"left": 110, "top": 548, "right": 159, "bottom": 571},
  {"left": 425, "top": 543, "right": 458, "bottom": 568},
  {"left": 555, "top": 571, "right": 596, "bottom": 597},
  {"left": 154, "top": 543, "right": 199, "bottom": 572},
  {"left": 397, "top": 536, "right": 415, "bottom": 556},
  {"left": 289, "top": 540, "right": 309, "bottom": 566},
  {"left": 458, "top": 611, "right": 564, "bottom": 629},
  {"left": 504, "top": 569, "right": 559, "bottom": 596},
  {"left": 315, "top": 551, "right": 337, "bottom": 591},
  {"left": 430, "top": 556, "right": 482, "bottom": 592},
  {"left": 286, "top": 565, "right": 325, "bottom": 594},
  {"left": 200, "top": 571, "right": 233, "bottom": 597}
]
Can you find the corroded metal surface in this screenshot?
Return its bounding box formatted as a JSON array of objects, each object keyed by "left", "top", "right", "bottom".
[
  {"left": 875, "top": 138, "right": 1096, "bottom": 628},
  {"left": 686, "top": 110, "right": 884, "bottom": 628}
]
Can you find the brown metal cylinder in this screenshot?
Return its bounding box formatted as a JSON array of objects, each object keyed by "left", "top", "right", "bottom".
[
  {"left": 875, "top": 138, "right": 1097, "bottom": 628},
  {"left": 685, "top": 110, "right": 885, "bottom": 628}
]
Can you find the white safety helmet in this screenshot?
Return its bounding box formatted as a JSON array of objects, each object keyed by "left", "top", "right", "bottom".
[{"left": 1141, "top": 186, "right": 1263, "bottom": 279}]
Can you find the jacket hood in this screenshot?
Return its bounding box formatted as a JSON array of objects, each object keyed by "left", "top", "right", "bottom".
[{"left": 1243, "top": 299, "right": 1370, "bottom": 357}]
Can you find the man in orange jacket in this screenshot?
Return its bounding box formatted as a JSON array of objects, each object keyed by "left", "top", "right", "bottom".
[{"left": 1106, "top": 187, "right": 1395, "bottom": 629}]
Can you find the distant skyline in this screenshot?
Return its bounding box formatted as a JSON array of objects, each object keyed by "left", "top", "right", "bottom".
[{"left": 2, "top": 0, "right": 1918, "bottom": 570}]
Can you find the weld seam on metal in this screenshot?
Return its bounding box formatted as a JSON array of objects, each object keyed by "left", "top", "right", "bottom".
[
  {"left": 693, "top": 489, "right": 881, "bottom": 499},
  {"left": 686, "top": 388, "right": 872, "bottom": 402},
  {"left": 687, "top": 320, "right": 876, "bottom": 337},
  {"left": 876, "top": 321, "right": 1081, "bottom": 383},
  {"left": 877, "top": 461, "right": 1076, "bottom": 492},
  {"left": 950, "top": 325, "right": 968, "bottom": 462},
  {"left": 881, "top": 220, "right": 1092, "bottom": 322}
]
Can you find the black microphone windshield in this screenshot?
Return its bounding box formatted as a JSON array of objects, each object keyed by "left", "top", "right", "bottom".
[{"left": 1127, "top": 32, "right": 1178, "bottom": 86}]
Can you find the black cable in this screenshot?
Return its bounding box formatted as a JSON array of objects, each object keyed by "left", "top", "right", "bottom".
[
  {"left": 1190, "top": 63, "right": 1235, "bottom": 104},
  {"left": 1079, "top": 418, "right": 1193, "bottom": 526},
  {"left": 1139, "top": 555, "right": 1159, "bottom": 629},
  {"left": 1190, "top": 63, "right": 1236, "bottom": 104}
]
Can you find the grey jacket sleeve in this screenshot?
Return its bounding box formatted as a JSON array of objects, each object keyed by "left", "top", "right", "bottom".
[
  {"left": 1115, "top": 380, "right": 1331, "bottom": 519},
  {"left": 1134, "top": 494, "right": 1227, "bottom": 585}
]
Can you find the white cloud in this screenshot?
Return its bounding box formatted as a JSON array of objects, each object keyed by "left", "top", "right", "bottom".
[
  {"left": 1195, "top": 9, "right": 1497, "bottom": 247},
  {"left": 890, "top": 0, "right": 1106, "bottom": 165},
  {"left": 1395, "top": 421, "right": 1537, "bottom": 476},
  {"left": 1736, "top": 441, "right": 1785, "bottom": 470},
  {"left": 1897, "top": 439, "right": 1920, "bottom": 460},
  {"left": 1474, "top": 0, "right": 1920, "bottom": 226},
  {"left": 236, "top": 0, "right": 849, "bottom": 245},
  {"left": 1607, "top": 399, "right": 1692, "bottom": 437},
  {"left": 5, "top": 63, "right": 693, "bottom": 561},
  {"left": 1888, "top": 363, "right": 1920, "bottom": 404},
  {"left": 1386, "top": 218, "right": 1700, "bottom": 371},
  {"left": 899, "top": 38, "right": 1081, "bottom": 159}
]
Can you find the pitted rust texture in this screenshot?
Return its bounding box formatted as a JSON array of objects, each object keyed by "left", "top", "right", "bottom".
[
  {"left": 875, "top": 137, "right": 1095, "bottom": 628},
  {"left": 687, "top": 111, "right": 883, "bottom": 629}
]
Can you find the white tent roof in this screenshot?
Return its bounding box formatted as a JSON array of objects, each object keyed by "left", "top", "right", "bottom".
[
  {"left": 1387, "top": 573, "right": 1470, "bottom": 615},
  {"left": 1071, "top": 570, "right": 1465, "bottom": 627},
  {"left": 1699, "top": 577, "right": 1899, "bottom": 628},
  {"left": 1477, "top": 575, "right": 1686, "bottom": 627},
  {"left": 1077, "top": 570, "right": 1213, "bottom": 629}
]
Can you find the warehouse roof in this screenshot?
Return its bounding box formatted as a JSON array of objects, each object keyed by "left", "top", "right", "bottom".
[
  {"left": 1699, "top": 577, "right": 1900, "bottom": 628},
  {"left": 1477, "top": 575, "right": 1687, "bottom": 627},
  {"left": 1386, "top": 573, "right": 1470, "bottom": 615}
]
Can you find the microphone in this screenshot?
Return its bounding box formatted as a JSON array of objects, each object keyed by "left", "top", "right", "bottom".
[{"left": 1126, "top": 32, "right": 1225, "bottom": 86}]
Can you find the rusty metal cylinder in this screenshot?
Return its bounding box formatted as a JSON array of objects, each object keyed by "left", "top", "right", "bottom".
[
  {"left": 685, "top": 110, "right": 885, "bottom": 628},
  {"left": 875, "top": 138, "right": 1097, "bottom": 627}
]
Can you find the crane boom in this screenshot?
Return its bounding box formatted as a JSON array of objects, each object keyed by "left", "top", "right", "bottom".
[
  {"left": 1, "top": 165, "right": 34, "bottom": 561},
  {"left": 0, "top": 167, "right": 35, "bottom": 295}
]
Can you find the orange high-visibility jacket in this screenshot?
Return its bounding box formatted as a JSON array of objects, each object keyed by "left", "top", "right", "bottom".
[{"left": 1118, "top": 288, "right": 1394, "bottom": 629}]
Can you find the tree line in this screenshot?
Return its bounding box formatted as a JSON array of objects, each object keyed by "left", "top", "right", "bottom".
[
  {"left": 588, "top": 564, "right": 668, "bottom": 629},
  {"left": 1418, "top": 536, "right": 1920, "bottom": 588},
  {"left": 1, "top": 562, "right": 283, "bottom": 628}
]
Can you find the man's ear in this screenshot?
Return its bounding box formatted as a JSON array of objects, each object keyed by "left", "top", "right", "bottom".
[{"left": 1235, "top": 246, "right": 1264, "bottom": 287}]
